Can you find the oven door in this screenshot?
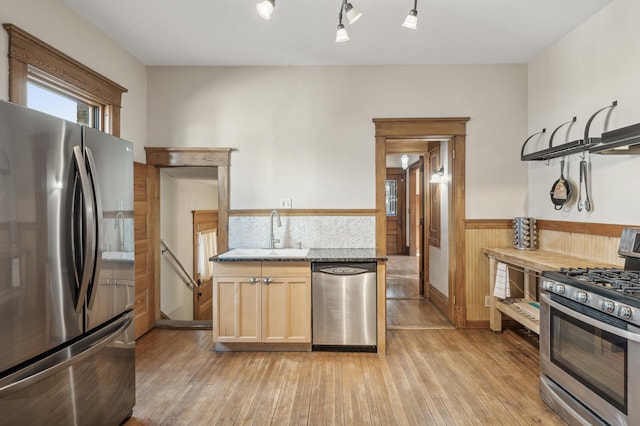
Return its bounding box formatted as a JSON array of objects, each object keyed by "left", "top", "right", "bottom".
[{"left": 540, "top": 292, "right": 640, "bottom": 426}]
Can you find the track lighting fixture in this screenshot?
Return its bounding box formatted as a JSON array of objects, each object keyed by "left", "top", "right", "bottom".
[
  {"left": 256, "top": 0, "right": 275, "bottom": 20},
  {"left": 344, "top": 2, "right": 362, "bottom": 25},
  {"left": 257, "top": 0, "right": 420, "bottom": 41},
  {"left": 402, "top": 0, "right": 418, "bottom": 30},
  {"left": 335, "top": 23, "right": 349, "bottom": 43},
  {"left": 335, "top": 0, "right": 350, "bottom": 42}
]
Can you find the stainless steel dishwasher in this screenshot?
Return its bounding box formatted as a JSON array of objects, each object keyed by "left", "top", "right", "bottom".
[{"left": 311, "top": 262, "right": 377, "bottom": 352}]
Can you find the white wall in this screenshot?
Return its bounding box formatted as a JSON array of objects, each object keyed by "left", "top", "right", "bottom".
[
  {"left": 160, "top": 173, "right": 217, "bottom": 320},
  {"left": 429, "top": 141, "right": 450, "bottom": 296},
  {"left": 147, "top": 65, "right": 528, "bottom": 218},
  {"left": 0, "top": 0, "right": 147, "bottom": 162},
  {"left": 528, "top": 0, "right": 640, "bottom": 225}
]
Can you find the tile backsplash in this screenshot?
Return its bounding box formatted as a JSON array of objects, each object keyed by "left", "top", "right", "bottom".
[{"left": 229, "top": 215, "right": 375, "bottom": 249}]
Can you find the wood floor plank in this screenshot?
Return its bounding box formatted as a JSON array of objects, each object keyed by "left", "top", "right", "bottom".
[{"left": 126, "top": 328, "right": 566, "bottom": 426}]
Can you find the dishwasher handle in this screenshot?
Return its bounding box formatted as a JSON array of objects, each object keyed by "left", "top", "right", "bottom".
[{"left": 312, "top": 262, "right": 377, "bottom": 275}]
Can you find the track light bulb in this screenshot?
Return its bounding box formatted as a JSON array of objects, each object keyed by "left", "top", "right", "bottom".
[
  {"left": 402, "top": 9, "right": 418, "bottom": 29},
  {"left": 335, "top": 23, "right": 349, "bottom": 42},
  {"left": 344, "top": 3, "right": 362, "bottom": 25},
  {"left": 257, "top": 0, "right": 275, "bottom": 20}
]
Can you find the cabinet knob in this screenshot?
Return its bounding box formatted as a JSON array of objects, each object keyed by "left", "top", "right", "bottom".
[
  {"left": 249, "top": 277, "right": 259, "bottom": 284},
  {"left": 262, "top": 277, "right": 273, "bottom": 284}
]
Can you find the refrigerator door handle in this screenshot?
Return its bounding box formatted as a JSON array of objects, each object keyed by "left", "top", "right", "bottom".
[
  {"left": 0, "top": 316, "right": 132, "bottom": 397},
  {"left": 84, "top": 146, "right": 103, "bottom": 309},
  {"left": 72, "top": 146, "right": 96, "bottom": 313}
]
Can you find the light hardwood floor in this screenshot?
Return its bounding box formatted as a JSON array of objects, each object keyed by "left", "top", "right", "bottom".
[
  {"left": 126, "top": 328, "right": 564, "bottom": 425},
  {"left": 386, "top": 255, "right": 452, "bottom": 329}
]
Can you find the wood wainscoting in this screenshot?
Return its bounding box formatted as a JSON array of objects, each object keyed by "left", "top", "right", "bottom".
[{"left": 464, "top": 219, "right": 631, "bottom": 328}]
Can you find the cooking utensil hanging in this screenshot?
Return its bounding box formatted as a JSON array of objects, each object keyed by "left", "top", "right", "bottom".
[
  {"left": 550, "top": 158, "right": 572, "bottom": 210},
  {"left": 577, "top": 156, "right": 591, "bottom": 212}
]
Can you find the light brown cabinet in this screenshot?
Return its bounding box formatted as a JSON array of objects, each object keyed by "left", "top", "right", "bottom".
[{"left": 212, "top": 261, "right": 311, "bottom": 345}]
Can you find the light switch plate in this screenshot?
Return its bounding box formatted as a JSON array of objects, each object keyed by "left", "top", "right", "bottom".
[{"left": 280, "top": 198, "right": 293, "bottom": 208}]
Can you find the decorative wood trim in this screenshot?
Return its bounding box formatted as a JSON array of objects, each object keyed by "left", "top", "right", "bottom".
[
  {"left": 464, "top": 320, "right": 490, "bottom": 330},
  {"left": 427, "top": 145, "right": 441, "bottom": 248},
  {"left": 373, "top": 117, "right": 470, "bottom": 138},
  {"left": 537, "top": 220, "right": 635, "bottom": 237},
  {"left": 386, "top": 141, "right": 430, "bottom": 154},
  {"left": 4, "top": 23, "right": 127, "bottom": 136},
  {"left": 451, "top": 135, "right": 467, "bottom": 327},
  {"left": 375, "top": 136, "right": 387, "bottom": 253},
  {"left": 145, "top": 148, "right": 232, "bottom": 167},
  {"left": 373, "top": 118, "right": 468, "bottom": 330},
  {"left": 229, "top": 209, "right": 377, "bottom": 217},
  {"left": 376, "top": 260, "right": 386, "bottom": 355},
  {"left": 428, "top": 284, "right": 449, "bottom": 318},
  {"left": 144, "top": 147, "right": 232, "bottom": 253},
  {"left": 149, "top": 166, "right": 161, "bottom": 323},
  {"left": 465, "top": 219, "right": 513, "bottom": 229},
  {"left": 465, "top": 219, "right": 636, "bottom": 236},
  {"left": 217, "top": 165, "right": 230, "bottom": 253}
]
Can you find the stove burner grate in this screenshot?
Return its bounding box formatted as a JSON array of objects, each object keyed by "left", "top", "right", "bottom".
[{"left": 556, "top": 267, "right": 640, "bottom": 296}]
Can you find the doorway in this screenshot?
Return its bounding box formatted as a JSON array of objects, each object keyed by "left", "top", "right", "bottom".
[
  {"left": 138, "top": 147, "right": 231, "bottom": 332},
  {"left": 159, "top": 167, "right": 217, "bottom": 321},
  {"left": 385, "top": 167, "right": 406, "bottom": 255},
  {"left": 373, "top": 118, "right": 469, "bottom": 328}
]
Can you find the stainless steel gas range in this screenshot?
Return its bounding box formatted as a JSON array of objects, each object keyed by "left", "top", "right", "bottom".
[{"left": 539, "top": 228, "right": 640, "bottom": 426}]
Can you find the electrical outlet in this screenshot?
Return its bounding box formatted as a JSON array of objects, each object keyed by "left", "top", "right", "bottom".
[
  {"left": 280, "top": 198, "right": 293, "bottom": 209},
  {"left": 484, "top": 295, "right": 491, "bottom": 307}
]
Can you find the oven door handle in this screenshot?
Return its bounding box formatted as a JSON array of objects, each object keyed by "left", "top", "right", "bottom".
[{"left": 541, "top": 293, "right": 640, "bottom": 343}]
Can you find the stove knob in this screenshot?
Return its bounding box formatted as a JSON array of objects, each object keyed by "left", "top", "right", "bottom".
[
  {"left": 600, "top": 299, "right": 616, "bottom": 313},
  {"left": 618, "top": 306, "right": 633, "bottom": 320},
  {"left": 555, "top": 284, "right": 566, "bottom": 295},
  {"left": 575, "top": 291, "right": 588, "bottom": 303},
  {"left": 542, "top": 281, "right": 553, "bottom": 291}
]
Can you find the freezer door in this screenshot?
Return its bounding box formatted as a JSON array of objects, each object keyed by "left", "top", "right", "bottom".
[
  {"left": 0, "top": 311, "right": 135, "bottom": 426},
  {"left": 0, "top": 101, "right": 83, "bottom": 374},
  {"left": 83, "top": 127, "right": 135, "bottom": 331}
]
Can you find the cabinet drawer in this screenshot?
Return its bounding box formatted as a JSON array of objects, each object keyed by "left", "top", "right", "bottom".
[
  {"left": 262, "top": 262, "right": 311, "bottom": 278},
  {"left": 212, "top": 262, "right": 261, "bottom": 277}
]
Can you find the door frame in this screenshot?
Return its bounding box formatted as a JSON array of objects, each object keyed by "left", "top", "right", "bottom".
[
  {"left": 374, "top": 118, "right": 469, "bottom": 327},
  {"left": 144, "top": 147, "right": 232, "bottom": 324}
]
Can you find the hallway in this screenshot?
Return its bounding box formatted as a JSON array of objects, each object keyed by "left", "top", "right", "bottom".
[{"left": 386, "top": 255, "right": 453, "bottom": 330}]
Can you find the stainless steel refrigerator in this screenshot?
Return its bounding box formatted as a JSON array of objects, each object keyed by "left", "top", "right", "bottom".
[{"left": 0, "top": 100, "right": 135, "bottom": 425}]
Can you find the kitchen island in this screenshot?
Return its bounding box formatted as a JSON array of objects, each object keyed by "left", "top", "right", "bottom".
[{"left": 211, "top": 248, "right": 387, "bottom": 353}]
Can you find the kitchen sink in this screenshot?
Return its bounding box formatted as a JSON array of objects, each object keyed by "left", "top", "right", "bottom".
[{"left": 217, "top": 248, "right": 310, "bottom": 259}]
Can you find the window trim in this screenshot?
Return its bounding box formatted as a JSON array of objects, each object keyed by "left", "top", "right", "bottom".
[{"left": 3, "top": 23, "right": 127, "bottom": 136}]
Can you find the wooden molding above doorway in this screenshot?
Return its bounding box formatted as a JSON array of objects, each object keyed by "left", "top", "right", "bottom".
[
  {"left": 144, "top": 147, "right": 231, "bottom": 253},
  {"left": 373, "top": 117, "right": 469, "bottom": 328}
]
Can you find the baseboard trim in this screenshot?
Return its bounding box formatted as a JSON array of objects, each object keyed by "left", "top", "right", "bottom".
[
  {"left": 155, "top": 319, "right": 212, "bottom": 330},
  {"left": 215, "top": 342, "right": 312, "bottom": 352},
  {"left": 428, "top": 285, "right": 449, "bottom": 320}
]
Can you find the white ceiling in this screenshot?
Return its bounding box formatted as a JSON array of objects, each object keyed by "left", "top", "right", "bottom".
[{"left": 61, "top": 0, "right": 611, "bottom": 66}]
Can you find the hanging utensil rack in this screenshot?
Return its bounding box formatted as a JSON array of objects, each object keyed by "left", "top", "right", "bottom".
[{"left": 520, "top": 101, "right": 618, "bottom": 161}]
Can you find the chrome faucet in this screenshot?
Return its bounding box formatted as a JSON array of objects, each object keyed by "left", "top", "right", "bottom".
[
  {"left": 115, "top": 211, "right": 125, "bottom": 252},
  {"left": 269, "top": 210, "right": 282, "bottom": 249}
]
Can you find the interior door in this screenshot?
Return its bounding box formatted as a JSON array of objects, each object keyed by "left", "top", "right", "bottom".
[
  {"left": 386, "top": 168, "right": 406, "bottom": 255},
  {"left": 192, "top": 210, "right": 218, "bottom": 321},
  {"left": 134, "top": 162, "right": 158, "bottom": 338}
]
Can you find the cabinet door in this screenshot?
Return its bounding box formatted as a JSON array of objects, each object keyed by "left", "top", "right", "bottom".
[
  {"left": 262, "top": 276, "right": 311, "bottom": 343},
  {"left": 214, "top": 276, "right": 261, "bottom": 342}
]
